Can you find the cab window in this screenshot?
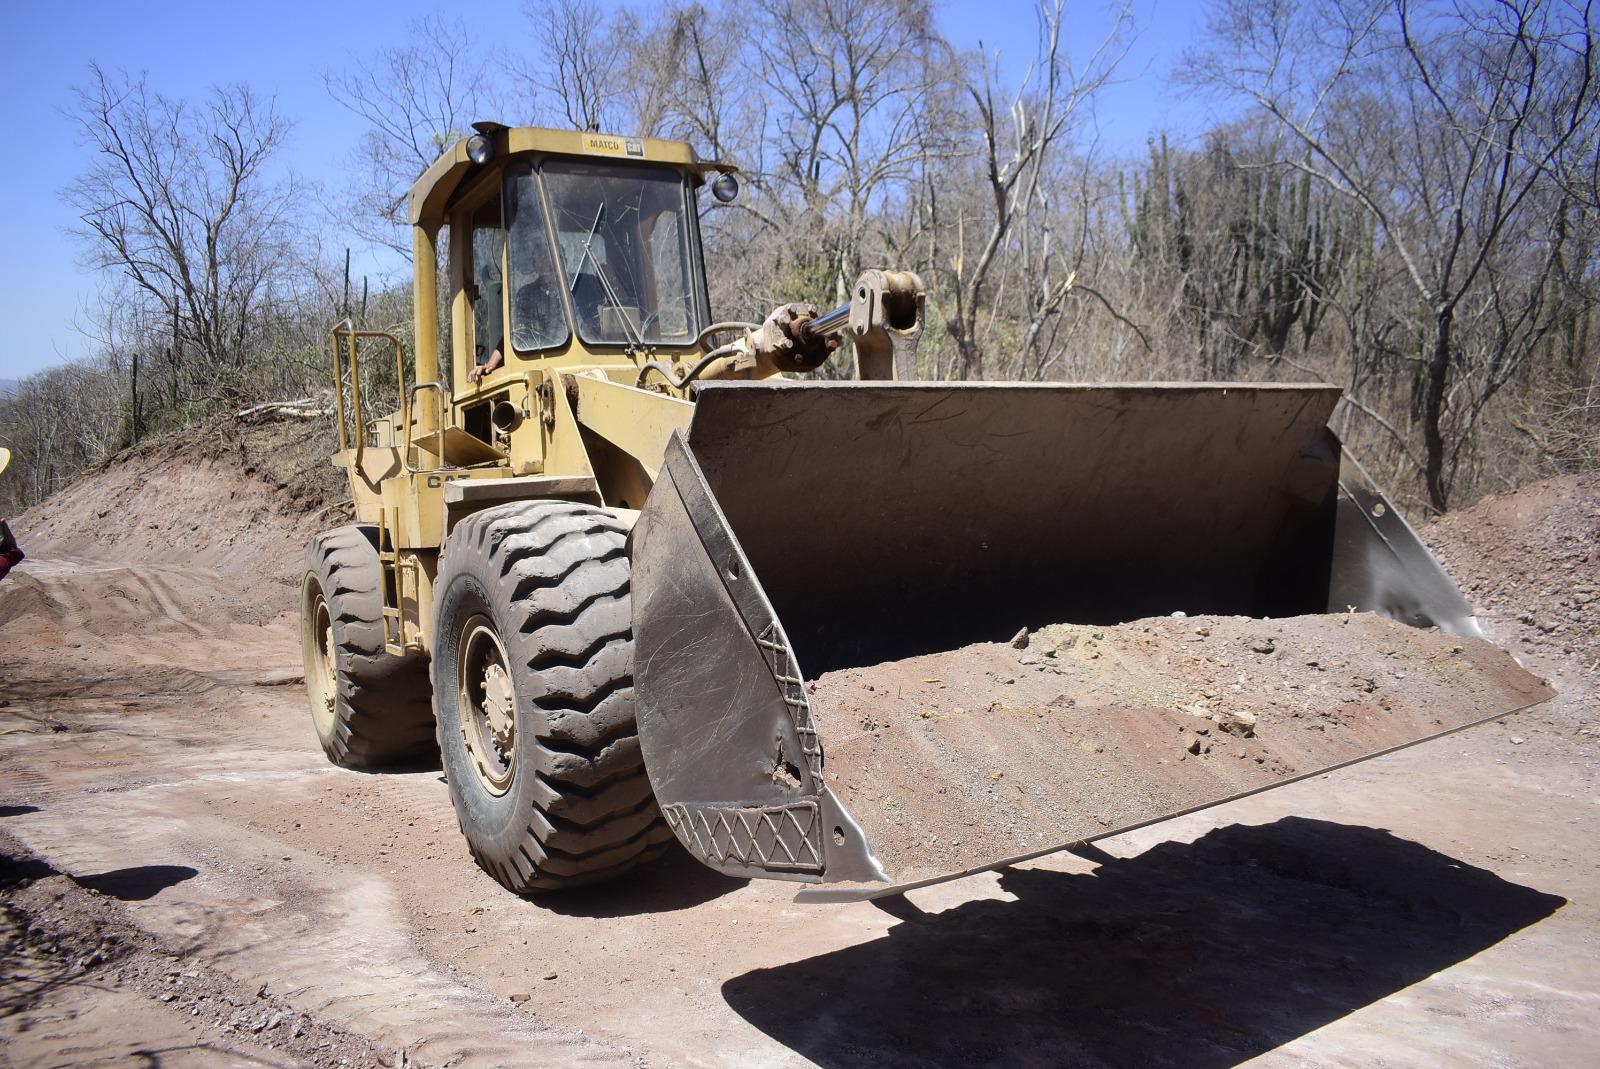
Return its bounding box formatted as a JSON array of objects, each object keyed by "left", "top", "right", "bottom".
[
  {"left": 539, "top": 159, "right": 704, "bottom": 346},
  {"left": 468, "top": 199, "right": 504, "bottom": 368},
  {"left": 504, "top": 162, "right": 570, "bottom": 351}
]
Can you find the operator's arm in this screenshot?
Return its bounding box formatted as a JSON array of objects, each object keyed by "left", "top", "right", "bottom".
[{"left": 468, "top": 345, "right": 504, "bottom": 384}]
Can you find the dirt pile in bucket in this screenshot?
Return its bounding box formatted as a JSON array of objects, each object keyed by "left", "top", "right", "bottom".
[{"left": 810, "top": 611, "right": 1552, "bottom": 884}]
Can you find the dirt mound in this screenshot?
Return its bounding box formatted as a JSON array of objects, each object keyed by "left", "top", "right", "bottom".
[
  {"left": 11, "top": 415, "right": 346, "bottom": 588},
  {"left": 813, "top": 611, "right": 1549, "bottom": 885},
  {"left": 807, "top": 472, "right": 1597, "bottom": 887},
  {"left": 0, "top": 560, "right": 292, "bottom": 654},
  {"left": 1420, "top": 472, "right": 1600, "bottom": 670}
]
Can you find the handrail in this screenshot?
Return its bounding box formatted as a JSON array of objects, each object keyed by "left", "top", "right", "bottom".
[
  {"left": 329, "top": 321, "right": 407, "bottom": 473},
  {"left": 405, "top": 382, "right": 449, "bottom": 475},
  {"left": 327, "top": 319, "right": 353, "bottom": 453}
]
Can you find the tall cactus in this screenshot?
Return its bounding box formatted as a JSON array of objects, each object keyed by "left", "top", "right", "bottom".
[{"left": 1125, "top": 130, "right": 1370, "bottom": 376}]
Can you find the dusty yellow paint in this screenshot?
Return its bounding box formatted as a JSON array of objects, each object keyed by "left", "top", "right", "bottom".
[
  {"left": 331, "top": 125, "right": 739, "bottom": 656},
  {"left": 572, "top": 374, "right": 693, "bottom": 481},
  {"left": 409, "top": 125, "right": 720, "bottom": 228}
]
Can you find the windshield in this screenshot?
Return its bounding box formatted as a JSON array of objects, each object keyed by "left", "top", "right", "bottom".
[{"left": 540, "top": 159, "right": 704, "bottom": 346}]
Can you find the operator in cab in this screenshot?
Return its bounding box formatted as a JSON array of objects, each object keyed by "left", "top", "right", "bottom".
[{"left": 468, "top": 243, "right": 564, "bottom": 385}]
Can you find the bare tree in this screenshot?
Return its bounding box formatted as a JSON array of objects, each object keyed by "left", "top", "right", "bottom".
[
  {"left": 609, "top": 4, "right": 696, "bottom": 137},
  {"left": 751, "top": 0, "right": 962, "bottom": 313},
  {"left": 521, "top": 0, "right": 624, "bottom": 132},
  {"left": 938, "top": 0, "right": 1134, "bottom": 379},
  {"left": 65, "top": 64, "right": 298, "bottom": 395},
  {"left": 648, "top": 4, "right": 751, "bottom": 156},
  {"left": 0, "top": 350, "right": 137, "bottom": 511},
  {"left": 1192, "top": 0, "right": 1599, "bottom": 510},
  {"left": 22, "top": 0, "right": 1597, "bottom": 523},
  {"left": 326, "top": 15, "right": 494, "bottom": 254}
]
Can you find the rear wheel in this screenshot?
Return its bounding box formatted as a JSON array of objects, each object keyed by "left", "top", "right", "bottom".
[
  {"left": 300, "top": 526, "right": 437, "bottom": 768},
  {"left": 433, "top": 500, "right": 671, "bottom": 893}
]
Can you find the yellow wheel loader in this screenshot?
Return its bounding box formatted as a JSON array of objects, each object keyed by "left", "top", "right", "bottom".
[{"left": 300, "top": 124, "right": 1549, "bottom": 900}]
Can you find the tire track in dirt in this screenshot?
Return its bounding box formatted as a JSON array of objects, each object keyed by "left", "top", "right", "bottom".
[
  {"left": 1, "top": 558, "right": 640, "bottom": 1068},
  {"left": 8, "top": 800, "right": 628, "bottom": 1067},
  {"left": 1, "top": 689, "right": 636, "bottom": 1066}
]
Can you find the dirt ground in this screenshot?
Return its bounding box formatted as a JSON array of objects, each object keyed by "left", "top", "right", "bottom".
[{"left": 1, "top": 440, "right": 1597, "bottom": 1068}]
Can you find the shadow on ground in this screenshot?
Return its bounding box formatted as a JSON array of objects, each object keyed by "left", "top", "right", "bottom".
[
  {"left": 723, "top": 817, "right": 1563, "bottom": 1069},
  {"left": 540, "top": 845, "right": 747, "bottom": 918},
  {"left": 74, "top": 865, "right": 197, "bottom": 901}
]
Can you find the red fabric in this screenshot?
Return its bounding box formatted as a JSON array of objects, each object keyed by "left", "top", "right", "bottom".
[{"left": 0, "top": 546, "right": 23, "bottom": 581}]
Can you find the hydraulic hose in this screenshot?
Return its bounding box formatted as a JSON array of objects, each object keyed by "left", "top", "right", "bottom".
[
  {"left": 694, "top": 321, "right": 760, "bottom": 347},
  {"left": 635, "top": 343, "right": 745, "bottom": 390}
]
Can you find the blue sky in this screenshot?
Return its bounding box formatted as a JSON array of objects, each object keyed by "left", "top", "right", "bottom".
[{"left": 0, "top": 0, "right": 1218, "bottom": 380}]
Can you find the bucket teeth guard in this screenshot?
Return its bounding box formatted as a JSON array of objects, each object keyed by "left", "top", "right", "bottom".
[
  {"left": 631, "top": 382, "right": 1550, "bottom": 898},
  {"left": 631, "top": 429, "right": 887, "bottom": 884}
]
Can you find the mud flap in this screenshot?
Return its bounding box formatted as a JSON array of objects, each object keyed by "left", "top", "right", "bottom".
[{"left": 630, "top": 382, "right": 1551, "bottom": 896}]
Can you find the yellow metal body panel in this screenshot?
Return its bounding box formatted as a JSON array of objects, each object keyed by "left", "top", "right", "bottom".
[
  {"left": 412, "top": 227, "right": 441, "bottom": 425},
  {"left": 383, "top": 473, "right": 443, "bottom": 550},
  {"left": 573, "top": 375, "right": 694, "bottom": 481},
  {"left": 411, "top": 426, "right": 508, "bottom": 466},
  {"left": 335, "top": 447, "right": 401, "bottom": 521},
  {"left": 540, "top": 371, "right": 598, "bottom": 490},
  {"left": 333, "top": 124, "right": 744, "bottom": 657},
  {"left": 452, "top": 373, "right": 545, "bottom": 473}
]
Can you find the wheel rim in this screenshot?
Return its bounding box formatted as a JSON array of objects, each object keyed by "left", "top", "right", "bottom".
[
  {"left": 458, "top": 615, "right": 518, "bottom": 796},
  {"left": 303, "top": 583, "right": 338, "bottom": 737}
]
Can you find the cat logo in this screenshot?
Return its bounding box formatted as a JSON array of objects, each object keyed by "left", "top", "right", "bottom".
[{"left": 582, "top": 132, "right": 647, "bottom": 159}]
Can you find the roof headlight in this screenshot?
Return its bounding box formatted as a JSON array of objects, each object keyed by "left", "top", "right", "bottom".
[
  {"left": 465, "top": 134, "right": 494, "bottom": 165},
  {"left": 711, "top": 172, "right": 740, "bottom": 204}
]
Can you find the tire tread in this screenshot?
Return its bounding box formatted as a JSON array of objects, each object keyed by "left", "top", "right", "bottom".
[
  {"left": 303, "top": 525, "right": 436, "bottom": 769},
  {"left": 434, "top": 500, "right": 666, "bottom": 893}
]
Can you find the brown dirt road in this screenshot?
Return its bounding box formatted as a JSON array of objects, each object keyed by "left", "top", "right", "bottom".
[{"left": 1, "top": 452, "right": 1597, "bottom": 1068}]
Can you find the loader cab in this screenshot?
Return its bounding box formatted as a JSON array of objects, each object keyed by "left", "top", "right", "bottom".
[{"left": 428, "top": 128, "right": 718, "bottom": 405}]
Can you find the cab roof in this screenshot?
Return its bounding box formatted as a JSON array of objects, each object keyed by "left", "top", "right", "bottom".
[{"left": 407, "top": 123, "right": 733, "bottom": 228}]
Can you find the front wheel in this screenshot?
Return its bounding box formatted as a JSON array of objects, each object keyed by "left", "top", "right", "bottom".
[{"left": 432, "top": 500, "right": 671, "bottom": 893}]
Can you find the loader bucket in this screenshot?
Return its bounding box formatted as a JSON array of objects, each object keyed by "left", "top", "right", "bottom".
[{"left": 631, "top": 382, "right": 1551, "bottom": 899}]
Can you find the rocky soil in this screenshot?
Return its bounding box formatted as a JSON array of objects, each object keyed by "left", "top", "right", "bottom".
[
  {"left": 1421, "top": 472, "right": 1599, "bottom": 735},
  {"left": 0, "top": 428, "right": 1595, "bottom": 1068},
  {"left": 1, "top": 832, "right": 389, "bottom": 1067}
]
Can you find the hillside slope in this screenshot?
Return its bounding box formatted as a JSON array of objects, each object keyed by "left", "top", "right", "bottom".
[{"left": 12, "top": 416, "right": 346, "bottom": 589}]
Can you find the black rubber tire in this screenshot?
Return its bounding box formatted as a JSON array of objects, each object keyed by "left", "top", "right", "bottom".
[
  {"left": 432, "top": 500, "right": 671, "bottom": 893},
  {"left": 300, "top": 526, "right": 438, "bottom": 768}
]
